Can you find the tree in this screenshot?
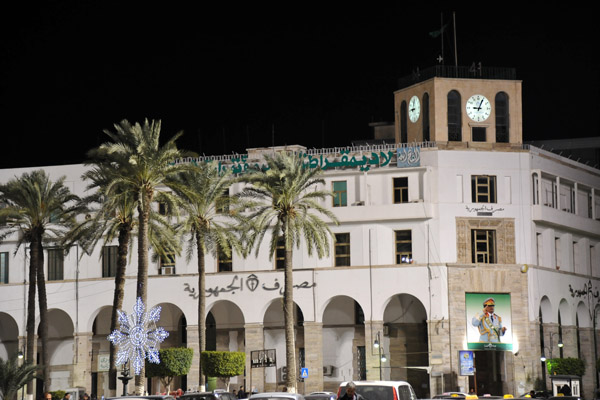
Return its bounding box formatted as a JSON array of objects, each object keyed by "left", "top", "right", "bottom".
[
  {"left": 168, "top": 162, "right": 244, "bottom": 390},
  {"left": 546, "top": 357, "right": 586, "bottom": 376},
  {"left": 240, "top": 151, "right": 338, "bottom": 392},
  {"left": 66, "top": 161, "right": 180, "bottom": 395},
  {"left": 0, "top": 356, "right": 39, "bottom": 400},
  {"left": 0, "top": 171, "right": 82, "bottom": 393},
  {"left": 201, "top": 351, "right": 245, "bottom": 391},
  {"left": 87, "top": 119, "right": 190, "bottom": 394},
  {"left": 145, "top": 347, "right": 193, "bottom": 394}
]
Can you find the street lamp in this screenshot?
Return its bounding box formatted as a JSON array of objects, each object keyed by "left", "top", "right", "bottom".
[
  {"left": 374, "top": 331, "right": 387, "bottom": 380},
  {"left": 540, "top": 331, "right": 563, "bottom": 362}
]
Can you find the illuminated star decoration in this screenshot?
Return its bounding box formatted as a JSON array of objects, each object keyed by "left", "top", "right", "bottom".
[{"left": 107, "top": 297, "right": 169, "bottom": 375}]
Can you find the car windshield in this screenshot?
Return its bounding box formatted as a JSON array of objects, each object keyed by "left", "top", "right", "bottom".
[{"left": 340, "top": 386, "right": 394, "bottom": 400}]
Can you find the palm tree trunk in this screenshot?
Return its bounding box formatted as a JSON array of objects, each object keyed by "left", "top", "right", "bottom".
[
  {"left": 109, "top": 227, "right": 131, "bottom": 394},
  {"left": 197, "top": 236, "right": 206, "bottom": 389},
  {"left": 135, "top": 191, "right": 152, "bottom": 395},
  {"left": 33, "top": 235, "right": 50, "bottom": 392},
  {"left": 26, "top": 247, "right": 37, "bottom": 396},
  {"left": 283, "top": 229, "right": 297, "bottom": 393}
]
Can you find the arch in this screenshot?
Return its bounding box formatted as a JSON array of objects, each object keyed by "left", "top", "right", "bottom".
[
  {"left": 495, "top": 92, "right": 509, "bottom": 143},
  {"left": 382, "top": 294, "right": 429, "bottom": 398},
  {"left": 558, "top": 298, "right": 573, "bottom": 326},
  {"left": 207, "top": 300, "right": 245, "bottom": 329},
  {"left": 539, "top": 296, "right": 554, "bottom": 323},
  {"left": 321, "top": 295, "right": 366, "bottom": 382},
  {"left": 447, "top": 90, "right": 462, "bottom": 141},
  {"left": 0, "top": 312, "right": 20, "bottom": 359},
  {"left": 156, "top": 302, "right": 188, "bottom": 348},
  {"left": 43, "top": 309, "right": 75, "bottom": 368},
  {"left": 576, "top": 301, "right": 592, "bottom": 328}
]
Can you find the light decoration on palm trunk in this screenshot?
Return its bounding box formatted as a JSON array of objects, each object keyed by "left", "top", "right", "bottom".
[{"left": 107, "top": 297, "right": 169, "bottom": 375}]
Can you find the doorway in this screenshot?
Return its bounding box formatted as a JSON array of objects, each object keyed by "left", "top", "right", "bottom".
[{"left": 474, "top": 351, "right": 504, "bottom": 395}]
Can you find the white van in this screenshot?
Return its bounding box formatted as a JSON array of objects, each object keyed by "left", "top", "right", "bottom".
[{"left": 338, "top": 381, "right": 417, "bottom": 400}]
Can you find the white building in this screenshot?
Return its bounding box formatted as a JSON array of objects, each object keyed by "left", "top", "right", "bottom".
[{"left": 1, "top": 67, "right": 599, "bottom": 399}]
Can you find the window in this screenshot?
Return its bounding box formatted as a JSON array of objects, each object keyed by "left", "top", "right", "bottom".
[
  {"left": 332, "top": 181, "right": 347, "bottom": 207},
  {"left": 471, "top": 229, "right": 496, "bottom": 263},
  {"left": 275, "top": 236, "right": 285, "bottom": 269},
  {"left": 217, "top": 244, "right": 232, "bottom": 272},
  {"left": 472, "top": 127, "right": 487, "bottom": 142},
  {"left": 495, "top": 92, "right": 509, "bottom": 143},
  {"left": 160, "top": 251, "right": 176, "bottom": 274},
  {"left": 216, "top": 189, "right": 230, "bottom": 214},
  {"left": 393, "top": 177, "right": 409, "bottom": 204},
  {"left": 335, "top": 233, "right": 350, "bottom": 266},
  {"left": 422, "top": 93, "right": 430, "bottom": 141},
  {"left": 395, "top": 230, "right": 412, "bottom": 264},
  {"left": 0, "top": 252, "right": 8, "bottom": 284},
  {"left": 400, "top": 101, "right": 408, "bottom": 143},
  {"left": 102, "top": 246, "right": 118, "bottom": 278},
  {"left": 48, "top": 249, "right": 64, "bottom": 281},
  {"left": 447, "top": 90, "right": 462, "bottom": 141},
  {"left": 471, "top": 175, "right": 497, "bottom": 203}
]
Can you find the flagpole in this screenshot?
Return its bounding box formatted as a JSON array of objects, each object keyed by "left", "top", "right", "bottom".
[
  {"left": 440, "top": 13, "right": 444, "bottom": 65},
  {"left": 453, "top": 11, "right": 458, "bottom": 67}
]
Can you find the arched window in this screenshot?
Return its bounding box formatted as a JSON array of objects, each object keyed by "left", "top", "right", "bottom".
[
  {"left": 400, "top": 100, "right": 408, "bottom": 143},
  {"left": 495, "top": 92, "right": 509, "bottom": 143},
  {"left": 422, "top": 93, "right": 430, "bottom": 141},
  {"left": 447, "top": 90, "right": 461, "bottom": 141}
]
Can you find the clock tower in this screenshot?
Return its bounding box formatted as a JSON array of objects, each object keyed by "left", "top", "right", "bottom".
[{"left": 394, "top": 66, "right": 522, "bottom": 146}]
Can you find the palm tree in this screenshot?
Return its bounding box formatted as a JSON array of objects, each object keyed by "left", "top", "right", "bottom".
[
  {"left": 87, "top": 119, "right": 190, "bottom": 394},
  {"left": 71, "top": 161, "right": 181, "bottom": 395},
  {"left": 240, "top": 151, "right": 338, "bottom": 392},
  {"left": 0, "top": 356, "right": 39, "bottom": 400},
  {"left": 169, "top": 162, "right": 244, "bottom": 389},
  {"left": 0, "top": 170, "right": 82, "bottom": 393}
]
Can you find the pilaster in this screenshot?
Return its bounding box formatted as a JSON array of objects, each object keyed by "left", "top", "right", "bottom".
[
  {"left": 186, "top": 325, "right": 200, "bottom": 390},
  {"left": 578, "top": 327, "right": 595, "bottom": 400},
  {"left": 364, "top": 321, "right": 385, "bottom": 381},
  {"left": 72, "top": 332, "right": 93, "bottom": 392},
  {"left": 303, "top": 322, "right": 323, "bottom": 394},
  {"left": 560, "top": 326, "right": 578, "bottom": 358},
  {"left": 244, "top": 323, "right": 264, "bottom": 393}
]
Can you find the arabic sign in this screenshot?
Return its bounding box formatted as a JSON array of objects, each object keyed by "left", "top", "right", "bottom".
[
  {"left": 183, "top": 273, "right": 316, "bottom": 298},
  {"left": 466, "top": 293, "right": 513, "bottom": 351},
  {"left": 172, "top": 150, "right": 398, "bottom": 174},
  {"left": 397, "top": 146, "right": 420, "bottom": 168},
  {"left": 465, "top": 205, "right": 505, "bottom": 216},
  {"left": 458, "top": 350, "right": 474, "bottom": 376},
  {"left": 251, "top": 349, "right": 276, "bottom": 368}
]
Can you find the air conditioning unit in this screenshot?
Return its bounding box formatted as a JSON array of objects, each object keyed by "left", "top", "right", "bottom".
[
  {"left": 279, "top": 366, "right": 288, "bottom": 382},
  {"left": 352, "top": 201, "right": 365, "bottom": 206},
  {"left": 323, "top": 365, "right": 334, "bottom": 376},
  {"left": 161, "top": 266, "right": 175, "bottom": 275}
]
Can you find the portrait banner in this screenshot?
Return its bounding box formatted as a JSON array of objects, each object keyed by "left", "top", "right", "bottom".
[{"left": 466, "top": 293, "right": 512, "bottom": 350}]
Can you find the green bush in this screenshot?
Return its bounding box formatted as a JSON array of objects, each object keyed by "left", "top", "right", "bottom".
[
  {"left": 201, "top": 351, "right": 245, "bottom": 391},
  {"left": 546, "top": 358, "right": 585, "bottom": 376},
  {"left": 51, "top": 391, "right": 66, "bottom": 400},
  {"left": 146, "top": 347, "right": 193, "bottom": 393}
]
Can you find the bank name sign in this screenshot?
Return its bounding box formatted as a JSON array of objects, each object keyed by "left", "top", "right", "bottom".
[{"left": 173, "top": 146, "right": 421, "bottom": 173}]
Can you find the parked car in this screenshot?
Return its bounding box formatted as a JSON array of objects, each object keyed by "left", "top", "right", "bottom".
[
  {"left": 107, "top": 396, "right": 176, "bottom": 400},
  {"left": 180, "top": 392, "right": 238, "bottom": 400},
  {"left": 338, "top": 381, "right": 417, "bottom": 400},
  {"left": 249, "top": 393, "right": 305, "bottom": 400},
  {"left": 304, "top": 392, "right": 336, "bottom": 400},
  {"left": 433, "top": 393, "right": 469, "bottom": 399}
]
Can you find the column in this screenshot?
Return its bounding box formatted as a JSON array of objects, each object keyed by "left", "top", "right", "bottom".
[
  {"left": 72, "top": 332, "right": 93, "bottom": 392},
  {"left": 364, "top": 321, "right": 384, "bottom": 381},
  {"left": 560, "top": 326, "right": 578, "bottom": 358},
  {"left": 303, "top": 322, "right": 323, "bottom": 394},
  {"left": 578, "top": 327, "right": 595, "bottom": 400},
  {"left": 244, "top": 323, "right": 264, "bottom": 393},
  {"left": 428, "top": 318, "right": 450, "bottom": 396},
  {"left": 186, "top": 325, "right": 200, "bottom": 390}
]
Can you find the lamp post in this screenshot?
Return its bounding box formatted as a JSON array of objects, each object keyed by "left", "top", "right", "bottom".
[
  {"left": 373, "top": 331, "right": 387, "bottom": 380},
  {"left": 18, "top": 346, "right": 25, "bottom": 400},
  {"left": 540, "top": 331, "right": 563, "bottom": 362}
]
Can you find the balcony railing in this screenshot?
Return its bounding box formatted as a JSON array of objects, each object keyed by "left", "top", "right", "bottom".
[{"left": 398, "top": 65, "right": 517, "bottom": 89}]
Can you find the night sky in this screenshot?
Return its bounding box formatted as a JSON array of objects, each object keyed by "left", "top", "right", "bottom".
[{"left": 1, "top": 4, "right": 598, "bottom": 168}]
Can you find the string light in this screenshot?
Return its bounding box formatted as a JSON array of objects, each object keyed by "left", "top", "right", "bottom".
[{"left": 107, "top": 297, "right": 169, "bottom": 375}]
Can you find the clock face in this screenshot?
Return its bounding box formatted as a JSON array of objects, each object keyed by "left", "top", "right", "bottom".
[
  {"left": 408, "top": 96, "right": 420, "bottom": 123},
  {"left": 466, "top": 94, "right": 491, "bottom": 122}
]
